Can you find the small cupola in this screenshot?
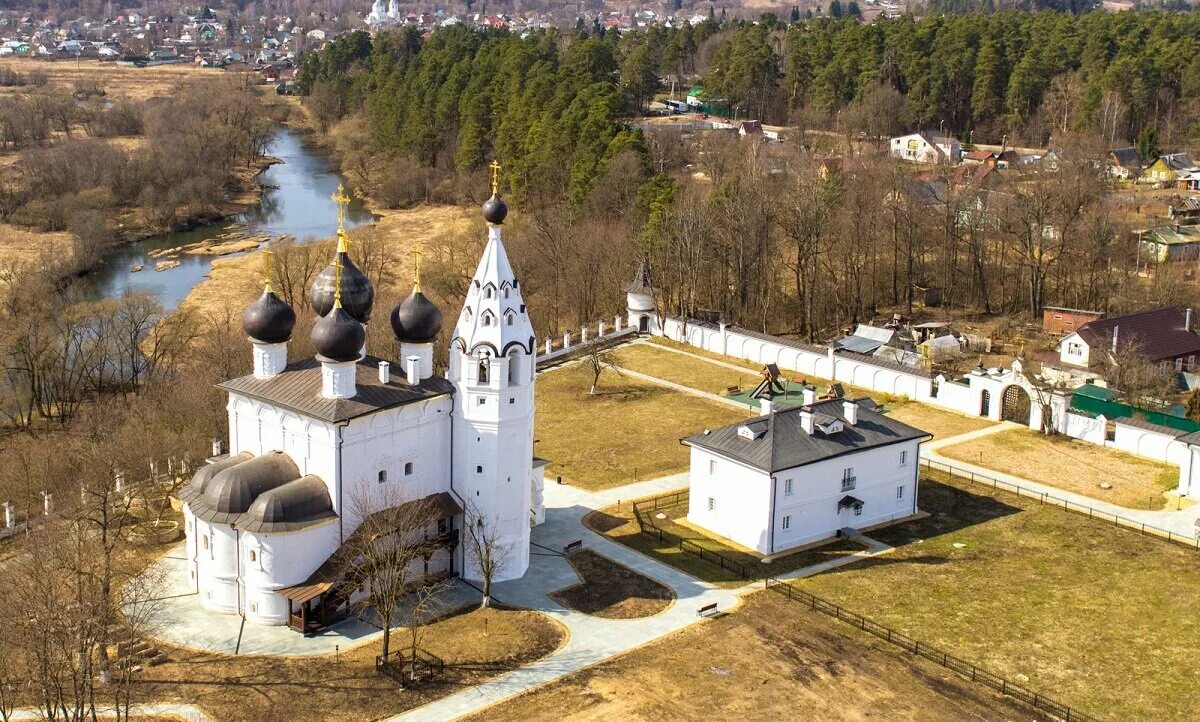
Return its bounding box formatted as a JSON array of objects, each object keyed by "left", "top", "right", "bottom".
[
  {"left": 243, "top": 250, "right": 295, "bottom": 379},
  {"left": 482, "top": 159, "right": 508, "bottom": 225},
  {"left": 311, "top": 259, "right": 364, "bottom": 399}
]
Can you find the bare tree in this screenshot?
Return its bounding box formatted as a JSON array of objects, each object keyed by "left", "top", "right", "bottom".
[
  {"left": 462, "top": 498, "right": 512, "bottom": 609},
  {"left": 582, "top": 346, "right": 623, "bottom": 395},
  {"left": 341, "top": 487, "right": 443, "bottom": 664}
]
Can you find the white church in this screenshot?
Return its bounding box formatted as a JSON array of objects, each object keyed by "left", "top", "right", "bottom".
[{"left": 180, "top": 182, "right": 544, "bottom": 632}]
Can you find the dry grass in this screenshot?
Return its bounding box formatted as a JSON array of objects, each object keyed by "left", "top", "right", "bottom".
[
  {"left": 0, "top": 222, "right": 73, "bottom": 270},
  {"left": 464, "top": 591, "right": 1048, "bottom": 722},
  {"left": 646, "top": 336, "right": 769, "bottom": 372},
  {"left": 610, "top": 342, "right": 760, "bottom": 395},
  {"left": 549, "top": 549, "right": 674, "bottom": 618},
  {"left": 535, "top": 363, "right": 747, "bottom": 490},
  {"left": 939, "top": 427, "right": 1179, "bottom": 509},
  {"left": 133, "top": 605, "right": 565, "bottom": 722},
  {"left": 796, "top": 471, "right": 1200, "bottom": 722},
  {"left": 885, "top": 404, "right": 996, "bottom": 440},
  {"left": 179, "top": 205, "right": 471, "bottom": 317},
  {"left": 0, "top": 59, "right": 224, "bottom": 101},
  {"left": 583, "top": 498, "right": 863, "bottom": 588}
]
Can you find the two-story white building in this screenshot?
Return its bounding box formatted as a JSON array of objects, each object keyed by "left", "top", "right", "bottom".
[
  {"left": 682, "top": 391, "right": 929, "bottom": 555},
  {"left": 889, "top": 132, "right": 961, "bottom": 165}
]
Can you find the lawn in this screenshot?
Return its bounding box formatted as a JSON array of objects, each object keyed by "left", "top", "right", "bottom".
[
  {"left": 535, "top": 363, "right": 747, "bottom": 490},
  {"left": 795, "top": 471, "right": 1200, "bottom": 722},
  {"left": 463, "top": 592, "right": 1048, "bottom": 722},
  {"left": 132, "top": 605, "right": 565, "bottom": 721},
  {"left": 609, "top": 342, "right": 760, "bottom": 395},
  {"left": 938, "top": 426, "right": 1180, "bottom": 509},
  {"left": 885, "top": 404, "right": 996, "bottom": 440},
  {"left": 549, "top": 549, "right": 674, "bottom": 618},
  {"left": 584, "top": 496, "right": 864, "bottom": 588}
]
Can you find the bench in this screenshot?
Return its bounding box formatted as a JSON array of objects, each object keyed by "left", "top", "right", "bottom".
[
  {"left": 563, "top": 540, "right": 583, "bottom": 555},
  {"left": 697, "top": 602, "right": 719, "bottom": 619},
  {"left": 725, "top": 386, "right": 740, "bottom": 395}
]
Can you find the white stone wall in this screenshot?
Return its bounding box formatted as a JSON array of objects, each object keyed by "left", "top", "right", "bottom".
[
  {"left": 1059, "top": 410, "right": 1107, "bottom": 445},
  {"left": 1111, "top": 420, "right": 1188, "bottom": 468},
  {"left": 242, "top": 521, "right": 340, "bottom": 624},
  {"left": 687, "top": 448, "right": 773, "bottom": 553}
]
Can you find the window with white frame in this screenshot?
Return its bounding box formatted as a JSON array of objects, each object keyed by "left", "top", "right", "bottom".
[
  {"left": 897, "top": 485, "right": 905, "bottom": 499},
  {"left": 854, "top": 504, "right": 863, "bottom": 516},
  {"left": 709, "top": 459, "right": 717, "bottom": 475},
  {"left": 841, "top": 467, "right": 856, "bottom": 491},
  {"left": 784, "top": 478, "right": 793, "bottom": 496},
  {"left": 1067, "top": 341, "right": 1083, "bottom": 355},
  {"left": 782, "top": 515, "right": 791, "bottom": 530},
  {"left": 707, "top": 496, "right": 715, "bottom": 512}
]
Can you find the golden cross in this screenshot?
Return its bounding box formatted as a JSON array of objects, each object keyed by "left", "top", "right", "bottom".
[
  {"left": 331, "top": 183, "right": 352, "bottom": 242},
  {"left": 489, "top": 160, "right": 501, "bottom": 196},
  {"left": 333, "top": 257, "right": 343, "bottom": 307},
  {"left": 410, "top": 244, "right": 423, "bottom": 293},
  {"left": 262, "top": 249, "right": 273, "bottom": 293}
]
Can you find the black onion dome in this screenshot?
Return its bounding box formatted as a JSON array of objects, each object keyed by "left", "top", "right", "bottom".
[
  {"left": 482, "top": 194, "right": 508, "bottom": 224},
  {"left": 310, "top": 252, "right": 374, "bottom": 322},
  {"left": 311, "top": 305, "right": 365, "bottom": 363},
  {"left": 390, "top": 288, "right": 443, "bottom": 343},
  {"left": 242, "top": 289, "right": 296, "bottom": 344}
]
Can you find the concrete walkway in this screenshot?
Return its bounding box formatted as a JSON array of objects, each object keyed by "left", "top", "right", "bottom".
[
  {"left": 926, "top": 424, "right": 1200, "bottom": 540},
  {"left": 611, "top": 365, "right": 753, "bottom": 411},
  {"left": 387, "top": 476, "right": 742, "bottom": 721}
]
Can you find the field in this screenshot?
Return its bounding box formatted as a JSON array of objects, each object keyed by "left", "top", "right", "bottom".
[
  {"left": 464, "top": 591, "right": 1047, "bottom": 722},
  {"left": 584, "top": 497, "right": 864, "bottom": 587},
  {"left": 549, "top": 549, "right": 674, "bottom": 618},
  {"left": 884, "top": 404, "right": 996, "bottom": 439},
  {"left": 0, "top": 59, "right": 225, "bottom": 101},
  {"left": 609, "top": 342, "right": 760, "bottom": 395},
  {"left": 939, "top": 426, "right": 1180, "bottom": 509},
  {"left": 535, "top": 363, "right": 747, "bottom": 490},
  {"left": 795, "top": 471, "right": 1200, "bottom": 721},
  {"left": 132, "top": 605, "right": 565, "bottom": 721}
]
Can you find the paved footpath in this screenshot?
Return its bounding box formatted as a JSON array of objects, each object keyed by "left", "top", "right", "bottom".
[
  {"left": 11, "top": 703, "right": 211, "bottom": 722},
  {"left": 926, "top": 423, "right": 1200, "bottom": 539}
]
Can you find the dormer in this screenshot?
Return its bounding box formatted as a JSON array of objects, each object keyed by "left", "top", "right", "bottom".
[
  {"left": 737, "top": 423, "right": 766, "bottom": 440},
  {"left": 816, "top": 418, "right": 844, "bottom": 435}
]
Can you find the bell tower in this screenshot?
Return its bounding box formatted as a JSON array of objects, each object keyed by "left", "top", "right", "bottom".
[{"left": 450, "top": 163, "right": 536, "bottom": 582}]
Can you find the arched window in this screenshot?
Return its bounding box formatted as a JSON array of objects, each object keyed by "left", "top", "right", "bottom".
[
  {"left": 202, "top": 535, "right": 209, "bottom": 550},
  {"left": 506, "top": 314, "right": 514, "bottom": 326},
  {"left": 478, "top": 359, "right": 490, "bottom": 384}
]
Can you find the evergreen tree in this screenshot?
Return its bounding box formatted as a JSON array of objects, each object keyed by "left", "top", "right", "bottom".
[
  {"left": 790, "top": 6, "right": 801, "bottom": 23},
  {"left": 1136, "top": 127, "right": 1159, "bottom": 162},
  {"left": 829, "top": 0, "right": 843, "bottom": 17}
]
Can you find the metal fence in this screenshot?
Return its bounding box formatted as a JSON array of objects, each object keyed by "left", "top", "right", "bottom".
[
  {"left": 764, "top": 578, "right": 1099, "bottom": 722},
  {"left": 920, "top": 457, "right": 1200, "bottom": 551},
  {"left": 631, "top": 490, "right": 757, "bottom": 580}
]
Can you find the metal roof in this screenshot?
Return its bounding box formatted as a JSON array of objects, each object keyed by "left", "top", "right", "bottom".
[
  {"left": 682, "top": 398, "right": 930, "bottom": 473},
  {"left": 218, "top": 354, "right": 453, "bottom": 423}
]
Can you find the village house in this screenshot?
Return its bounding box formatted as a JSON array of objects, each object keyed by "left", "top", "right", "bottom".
[
  {"left": 1137, "top": 223, "right": 1200, "bottom": 263},
  {"left": 889, "top": 132, "right": 961, "bottom": 164},
  {"left": 1057, "top": 306, "right": 1200, "bottom": 374},
  {"left": 682, "top": 390, "right": 929, "bottom": 555},
  {"left": 1107, "top": 146, "right": 1142, "bottom": 179},
  {"left": 1142, "top": 152, "right": 1198, "bottom": 187}
]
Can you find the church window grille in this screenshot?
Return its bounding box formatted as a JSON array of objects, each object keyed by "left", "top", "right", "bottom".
[
  {"left": 509, "top": 397, "right": 515, "bottom": 404},
  {"left": 478, "top": 397, "right": 486, "bottom": 406}
]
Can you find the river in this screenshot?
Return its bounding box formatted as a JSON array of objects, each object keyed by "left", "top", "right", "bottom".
[{"left": 77, "top": 128, "right": 374, "bottom": 309}]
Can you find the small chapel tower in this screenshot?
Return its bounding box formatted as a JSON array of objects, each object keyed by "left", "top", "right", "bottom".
[
  {"left": 449, "top": 162, "right": 537, "bottom": 582},
  {"left": 626, "top": 260, "right": 659, "bottom": 334}
]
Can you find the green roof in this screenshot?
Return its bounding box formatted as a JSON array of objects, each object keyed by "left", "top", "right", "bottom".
[{"left": 1141, "top": 225, "right": 1200, "bottom": 246}]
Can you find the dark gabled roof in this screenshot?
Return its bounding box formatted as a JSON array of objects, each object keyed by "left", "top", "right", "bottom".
[
  {"left": 1158, "top": 153, "right": 1197, "bottom": 171},
  {"left": 1073, "top": 307, "right": 1200, "bottom": 361},
  {"left": 682, "top": 398, "right": 930, "bottom": 473},
  {"left": 1108, "top": 146, "right": 1141, "bottom": 169},
  {"left": 218, "top": 354, "right": 454, "bottom": 423}
]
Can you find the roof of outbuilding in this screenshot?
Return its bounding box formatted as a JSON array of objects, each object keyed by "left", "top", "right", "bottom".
[
  {"left": 1108, "top": 146, "right": 1141, "bottom": 169},
  {"left": 218, "top": 354, "right": 453, "bottom": 423},
  {"left": 682, "top": 398, "right": 930, "bottom": 473},
  {"left": 1073, "top": 307, "right": 1200, "bottom": 361}
]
